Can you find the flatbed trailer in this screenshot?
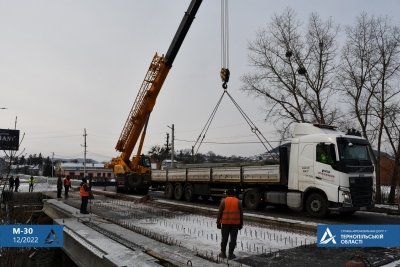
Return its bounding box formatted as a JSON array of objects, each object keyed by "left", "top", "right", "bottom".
[{"left": 150, "top": 123, "right": 375, "bottom": 218}]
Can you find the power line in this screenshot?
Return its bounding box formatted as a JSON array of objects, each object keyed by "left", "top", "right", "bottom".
[
  {"left": 175, "top": 138, "right": 280, "bottom": 145},
  {"left": 27, "top": 129, "right": 82, "bottom": 134},
  {"left": 87, "top": 134, "right": 116, "bottom": 139},
  {"left": 175, "top": 119, "right": 267, "bottom": 134},
  {"left": 54, "top": 152, "right": 84, "bottom": 158},
  {"left": 25, "top": 135, "right": 81, "bottom": 140},
  {"left": 86, "top": 151, "right": 113, "bottom": 159},
  {"left": 86, "top": 129, "right": 118, "bottom": 136},
  {"left": 190, "top": 133, "right": 268, "bottom": 141}
]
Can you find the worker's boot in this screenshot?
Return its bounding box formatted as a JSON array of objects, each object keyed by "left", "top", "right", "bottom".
[
  {"left": 228, "top": 249, "right": 236, "bottom": 259},
  {"left": 219, "top": 251, "right": 227, "bottom": 258}
]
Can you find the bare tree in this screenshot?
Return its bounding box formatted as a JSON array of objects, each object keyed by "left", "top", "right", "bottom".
[
  {"left": 147, "top": 145, "right": 166, "bottom": 163},
  {"left": 240, "top": 8, "right": 341, "bottom": 135},
  {"left": 383, "top": 104, "right": 400, "bottom": 202},
  {"left": 373, "top": 16, "right": 400, "bottom": 202},
  {"left": 339, "top": 13, "right": 400, "bottom": 202}
]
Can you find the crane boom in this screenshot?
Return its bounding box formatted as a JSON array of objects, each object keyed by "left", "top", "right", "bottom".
[
  {"left": 105, "top": 0, "right": 203, "bottom": 190},
  {"left": 115, "top": 53, "right": 166, "bottom": 161}
]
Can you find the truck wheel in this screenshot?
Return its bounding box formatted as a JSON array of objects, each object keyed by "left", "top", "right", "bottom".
[
  {"left": 174, "top": 184, "right": 183, "bottom": 200},
  {"left": 244, "top": 190, "right": 260, "bottom": 210},
  {"left": 306, "top": 193, "right": 329, "bottom": 217},
  {"left": 165, "top": 183, "right": 174, "bottom": 199},
  {"left": 184, "top": 184, "right": 195, "bottom": 202},
  {"left": 127, "top": 174, "right": 142, "bottom": 188}
]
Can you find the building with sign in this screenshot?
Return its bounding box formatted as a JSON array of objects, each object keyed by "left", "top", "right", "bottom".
[{"left": 55, "top": 163, "right": 114, "bottom": 179}]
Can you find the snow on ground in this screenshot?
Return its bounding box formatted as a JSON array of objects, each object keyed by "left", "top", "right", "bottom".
[
  {"left": 97, "top": 198, "right": 317, "bottom": 259},
  {"left": 375, "top": 203, "right": 400, "bottom": 211},
  {"left": 141, "top": 212, "right": 314, "bottom": 257},
  {"left": 0, "top": 174, "right": 56, "bottom": 193},
  {"left": 155, "top": 198, "right": 319, "bottom": 227},
  {"left": 5, "top": 175, "right": 317, "bottom": 259},
  {"left": 2, "top": 174, "right": 399, "bottom": 266}
]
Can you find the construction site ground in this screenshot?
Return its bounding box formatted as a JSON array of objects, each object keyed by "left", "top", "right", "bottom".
[{"left": 4, "top": 177, "right": 400, "bottom": 267}]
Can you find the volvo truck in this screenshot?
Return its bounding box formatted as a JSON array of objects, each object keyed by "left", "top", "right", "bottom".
[{"left": 151, "top": 123, "right": 375, "bottom": 217}]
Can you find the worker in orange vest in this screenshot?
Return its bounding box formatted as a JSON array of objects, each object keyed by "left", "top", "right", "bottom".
[
  {"left": 216, "top": 188, "right": 243, "bottom": 259},
  {"left": 80, "top": 178, "right": 90, "bottom": 214},
  {"left": 64, "top": 175, "right": 71, "bottom": 199}
]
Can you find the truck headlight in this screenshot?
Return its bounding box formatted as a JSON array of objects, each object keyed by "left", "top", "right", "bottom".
[{"left": 342, "top": 191, "right": 352, "bottom": 204}]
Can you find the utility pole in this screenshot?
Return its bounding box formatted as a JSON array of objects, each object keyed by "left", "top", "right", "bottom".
[
  {"left": 165, "top": 132, "right": 170, "bottom": 162},
  {"left": 191, "top": 146, "right": 194, "bottom": 164},
  {"left": 51, "top": 152, "right": 54, "bottom": 177},
  {"left": 167, "top": 124, "right": 175, "bottom": 168},
  {"left": 171, "top": 124, "right": 174, "bottom": 168},
  {"left": 83, "top": 128, "right": 87, "bottom": 178}
]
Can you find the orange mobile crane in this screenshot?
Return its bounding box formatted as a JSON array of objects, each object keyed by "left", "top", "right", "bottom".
[{"left": 103, "top": 0, "right": 203, "bottom": 194}]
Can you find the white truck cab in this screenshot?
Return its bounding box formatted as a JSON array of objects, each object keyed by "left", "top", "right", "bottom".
[{"left": 286, "top": 123, "right": 374, "bottom": 217}]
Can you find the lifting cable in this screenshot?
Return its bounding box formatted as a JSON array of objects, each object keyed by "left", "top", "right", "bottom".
[
  {"left": 220, "top": 0, "right": 230, "bottom": 89},
  {"left": 193, "top": 0, "right": 230, "bottom": 154},
  {"left": 192, "top": 0, "right": 278, "bottom": 160},
  {"left": 193, "top": 91, "right": 226, "bottom": 154},
  {"left": 192, "top": 0, "right": 279, "bottom": 161},
  {"left": 225, "top": 91, "right": 279, "bottom": 161},
  {"left": 192, "top": 90, "right": 279, "bottom": 161}
]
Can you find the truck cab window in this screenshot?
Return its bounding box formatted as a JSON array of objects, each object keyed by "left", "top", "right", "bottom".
[
  {"left": 141, "top": 157, "right": 151, "bottom": 168},
  {"left": 338, "top": 142, "right": 370, "bottom": 162},
  {"left": 316, "top": 143, "right": 336, "bottom": 165}
]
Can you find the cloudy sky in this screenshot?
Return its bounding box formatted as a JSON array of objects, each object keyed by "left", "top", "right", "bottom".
[{"left": 1, "top": 0, "right": 400, "bottom": 163}]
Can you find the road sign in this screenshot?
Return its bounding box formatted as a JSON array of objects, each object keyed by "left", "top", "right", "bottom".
[{"left": 0, "top": 129, "right": 20, "bottom": 150}]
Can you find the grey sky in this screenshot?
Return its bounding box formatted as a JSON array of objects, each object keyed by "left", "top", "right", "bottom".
[{"left": 1, "top": 1, "right": 400, "bottom": 162}]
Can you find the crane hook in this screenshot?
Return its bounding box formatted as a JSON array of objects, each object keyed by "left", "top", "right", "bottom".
[{"left": 220, "top": 68, "right": 230, "bottom": 90}]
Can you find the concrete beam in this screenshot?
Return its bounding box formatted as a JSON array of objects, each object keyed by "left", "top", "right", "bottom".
[
  {"left": 43, "top": 199, "right": 238, "bottom": 267},
  {"left": 54, "top": 218, "right": 159, "bottom": 267}
]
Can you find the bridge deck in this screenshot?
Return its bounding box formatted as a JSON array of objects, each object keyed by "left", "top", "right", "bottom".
[{"left": 43, "top": 198, "right": 240, "bottom": 267}]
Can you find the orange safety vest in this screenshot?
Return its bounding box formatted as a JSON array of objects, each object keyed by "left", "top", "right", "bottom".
[
  {"left": 65, "top": 179, "right": 71, "bottom": 187},
  {"left": 80, "top": 183, "right": 89, "bottom": 197},
  {"left": 220, "top": 197, "right": 241, "bottom": 225}
]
